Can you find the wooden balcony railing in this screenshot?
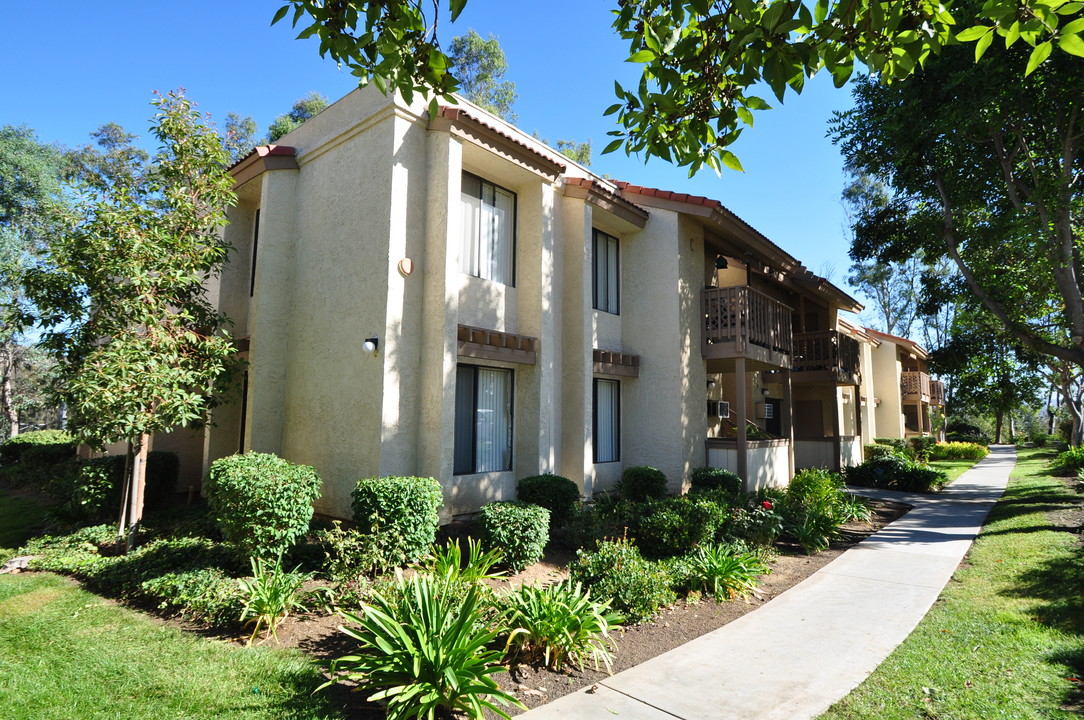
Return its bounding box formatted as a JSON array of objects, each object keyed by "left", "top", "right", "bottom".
[
  {"left": 793, "top": 330, "right": 861, "bottom": 381},
  {"left": 901, "top": 371, "right": 931, "bottom": 401},
  {"left": 702, "top": 286, "right": 792, "bottom": 364},
  {"left": 930, "top": 379, "right": 946, "bottom": 406}
]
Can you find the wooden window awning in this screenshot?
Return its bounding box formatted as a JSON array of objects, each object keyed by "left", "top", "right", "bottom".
[
  {"left": 457, "top": 325, "right": 537, "bottom": 365},
  {"left": 593, "top": 349, "right": 640, "bottom": 378}
]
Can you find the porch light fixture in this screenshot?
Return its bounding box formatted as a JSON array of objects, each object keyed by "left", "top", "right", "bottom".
[
  {"left": 707, "top": 379, "right": 717, "bottom": 388},
  {"left": 362, "top": 337, "right": 379, "bottom": 354},
  {"left": 761, "top": 387, "right": 770, "bottom": 397}
]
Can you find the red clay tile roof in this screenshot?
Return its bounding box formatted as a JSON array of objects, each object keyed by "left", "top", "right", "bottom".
[
  {"left": 228, "top": 144, "right": 296, "bottom": 172},
  {"left": 437, "top": 106, "right": 567, "bottom": 176},
  {"left": 865, "top": 327, "right": 929, "bottom": 356},
  {"left": 564, "top": 177, "right": 649, "bottom": 224}
]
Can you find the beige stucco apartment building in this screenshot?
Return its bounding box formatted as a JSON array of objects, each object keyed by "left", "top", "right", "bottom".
[{"left": 182, "top": 87, "right": 887, "bottom": 520}]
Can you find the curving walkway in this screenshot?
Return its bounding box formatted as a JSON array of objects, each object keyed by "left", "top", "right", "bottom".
[{"left": 520, "top": 446, "right": 1016, "bottom": 719}]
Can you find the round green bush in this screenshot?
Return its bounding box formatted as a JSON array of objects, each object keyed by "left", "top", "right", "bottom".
[
  {"left": 568, "top": 539, "right": 675, "bottom": 623},
  {"left": 0, "top": 429, "right": 75, "bottom": 465},
  {"left": 617, "top": 466, "right": 668, "bottom": 502},
  {"left": 635, "top": 497, "right": 728, "bottom": 559},
  {"left": 863, "top": 443, "right": 902, "bottom": 461},
  {"left": 517, "top": 473, "right": 581, "bottom": 528},
  {"left": 479, "top": 501, "right": 550, "bottom": 572},
  {"left": 205, "top": 452, "right": 322, "bottom": 557},
  {"left": 688, "top": 467, "right": 742, "bottom": 495},
  {"left": 844, "top": 456, "right": 948, "bottom": 493},
  {"left": 351, "top": 475, "right": 442, "bottom": 565}
]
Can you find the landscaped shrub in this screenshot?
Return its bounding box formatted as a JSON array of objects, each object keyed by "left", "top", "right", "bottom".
[
  {"left": 351, "top": 475, "right": 442, "bottom": 567},
  {"left": 59, "top": 451, "right": 179, "bottom": 521},
  {"left": 863, "top": 443, "right": 903, "bottom": 461},
  {"left": 0, "top": 429, "right": 75, "bottom": 466},
  {"left": 688, "top": 466, "right": 742, "bottom": 494},
  {"left": 517, "top": 473, "right": 580, "bottom": 528},
  {"left": 845, "top": 456, "right": 949, "bottom": 493},
  {"left": 909, "top": 436, "right": 939, "bottom": 460},
  {"left": 141, "top": 568, "right": 242, "bottom": 625},
  {"left": 724, "top": 495, "right": 784, "bottom": 547},
  {"left": 568, "top": 538, "right": 675, "bottom": 623},
  {"left": 328, "top": 573, "right": 525, "bottom": 720},
  {"left": 500, "top": 580, "right": 621, "bottom": 672},
  {"left": 479, "top": 501, "right": 549, "bottom": 572},
  {"left": 928, "top": 441, "right": 989, "bottom": 461},
  {"left": 565, "top": 496, "right": 641, "bottom": 549},
  {"left": 873, "top": 437, "right": 910, "bottom": 456},
  {"left": 206, "top": 452, "right": 322, "bottom": 558},
  {"left": 635, "top": 497, "right": 728, "bottom": 559},
  {"left": 616, "top": 466, "right": 668, "bottom": 502},
  {"left": 1052, "top": 445, "right": 1084, "bottom": 475},
  {"left": 945, "top": 420, "right": 991, "bottom": 445}
]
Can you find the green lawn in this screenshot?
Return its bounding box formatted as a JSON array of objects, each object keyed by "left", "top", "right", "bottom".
[
  {"left": 929, "top": 457, "right": 981, "bottom": 484},
  {"left": 0, "top": 572, "right": 344, "bottom": 720},
  {"left": 0, "top": 489, "right": 51, "bottom": 548},
  {"left": 820, "top": 447, "right": 1084, "bottom": 719}
]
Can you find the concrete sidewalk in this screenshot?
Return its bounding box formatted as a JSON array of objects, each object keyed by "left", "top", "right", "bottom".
[{"left": 520, "top": 446, "right": 1016, "bottom": 720}]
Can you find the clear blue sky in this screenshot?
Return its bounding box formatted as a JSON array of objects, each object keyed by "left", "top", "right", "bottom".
[{"left": 0, "top": 0, "right": 865, "bottom": 310}]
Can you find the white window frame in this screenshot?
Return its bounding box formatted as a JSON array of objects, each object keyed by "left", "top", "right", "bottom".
[
  {"left": 592, "top": 229, "right": 620, "bottom": 314},
  {"left": 460, "top": 172, "right": 517, "bottom": 286},
  {"left": 454, "top": 364, "right": 514, "bottom": 474},
  {"left": 593, "top": 378, "right": 621, "bottom": 463}
]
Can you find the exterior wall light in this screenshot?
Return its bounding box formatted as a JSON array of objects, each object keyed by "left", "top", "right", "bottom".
[
  {"left": 362, "top": 337, "right": 379, "bottom": 354},
  {"left": 761, "top": 387, "right": 771, "bottom": 397},
  {"left": 707, "top": 379, "right": 717, "bottom": 388}
]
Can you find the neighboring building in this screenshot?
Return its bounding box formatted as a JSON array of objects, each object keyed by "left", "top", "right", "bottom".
[
  {"left": 865, "top": 328, "right": 945, "bottom": 440},
  {"left": 181, "top": 86, "right": 870, "bottom": 520}
]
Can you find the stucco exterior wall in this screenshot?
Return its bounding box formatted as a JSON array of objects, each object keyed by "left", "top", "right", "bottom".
[{"left": 872, "top": 341, "right": 905, "bottom": 439}]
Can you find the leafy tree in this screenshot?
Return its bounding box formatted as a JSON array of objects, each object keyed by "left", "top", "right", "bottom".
[
  {"left": 273, "top": 0, "right": 1084, "bottom": 174},
  {"left": 267, "top": 91, "right": 329, "bottom": 142},
  {"left": 65, "top": 123, "right": 149, "bottom": 191},
  {"left": 932, "top": 308, "right": 1044, "bottom": 443},
  {"left": 831, "top": 29, "right": 1084, "bottom": 424},
  {"left": 555, "top": 139, "right": 592, "bottom": 166},
  {"left": 448, "top": 29, "right": 517, "bottom": 122},
  {"left": 22, "top": 91, "right": 240, "bottom": 550},
  {"left": 223, "top": 112, "right": 259, "bottom": 163},
  {"left": 0, "top": 126, "right": 66, "bottom": 440}
]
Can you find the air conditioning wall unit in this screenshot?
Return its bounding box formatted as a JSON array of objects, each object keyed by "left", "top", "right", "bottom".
[{"left": 707, "top": 400, "right": 731, "bottom": 418}]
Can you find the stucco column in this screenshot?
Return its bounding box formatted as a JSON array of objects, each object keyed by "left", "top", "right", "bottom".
[
  {"left": 416, "top": 131, "right": 462, "bottom": 494},
  {"left": 246, "top": 167, "right": 299, "bottom": 454},
  {"left": 783, "top": 369, "right": 794, "bottom": 477},
  {"left": 736, "top": 356, "right": 748, "bottom": 483},
  {"left": 558, "top": 197, "right": 592, "bottom": 495}
]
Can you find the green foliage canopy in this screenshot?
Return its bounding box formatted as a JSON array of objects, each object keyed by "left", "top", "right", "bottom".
[
  {"left": 21, "top": 91, "right": 240, "bottom": 448},
  {"left": 267, "top": 91, "right": 329, "bottom": 142},
  {"left": 274, "top": 0, "right": 1084, "bottom": 175},
  {"left": 448, "top": 29, "right": 517, "bottom": 122}
]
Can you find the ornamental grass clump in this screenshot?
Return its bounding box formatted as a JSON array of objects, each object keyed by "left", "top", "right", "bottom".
[
  {"left": 205, "top": 452, "right": 321, "bottom": 558},
  {"left": 501, "top": 580, "right": 621, "bottom": 673},
  {"left": 236, "top": 554, "right": 312, "bottom": 645},
  {"left": 326, "top": 572, "right": 525, "bottom": 720},
  {"left": 686, "top": 543, "right": 769, "bottom": 600}
]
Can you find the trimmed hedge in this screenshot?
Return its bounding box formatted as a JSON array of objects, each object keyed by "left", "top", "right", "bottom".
[
  {"left": 0, "top": 429, "right": 75, "bottom": 465},
  {"left": 863, "top": 443, "right": 902, "bottom": 461},
  {"left": 928, "top": 442, "right": 989, "bottom": 461},
  {"left": 517, "top": 473, "right": 580, "bottom": 528},
  {"left": 688, "top": 467, "right": 742, "bottom": 494},
  {"left": 480, "top": 501, "right": 550, "bottom": 572},
  {"left": 635, "top": 497, "right": 728, "bottom": 559},
  {"left": 351, "top": 475, "right": 442, "bottom": 565},
  {"left": 206, "top": 452, "right": 322, "bottom": 558},
  {"left": 617, "top": 466, "right": 668, "bottom": 502},
  {"left": 845, "top": 456, "right": 949, "bottom": 493}
]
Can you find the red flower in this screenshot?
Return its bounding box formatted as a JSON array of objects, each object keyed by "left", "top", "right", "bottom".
[{"left": 761, "top": 501, "right": 773, "bottom": 510}]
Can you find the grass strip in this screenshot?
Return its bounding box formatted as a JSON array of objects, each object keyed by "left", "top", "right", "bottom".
[
  {"left": 0, "top": 572, "right": 342, "bottom": 720},
  {"left": 821, "top": 447, "right": 1084, "bottom": 719},
  {"left": 929, "top": 457, "right": 980, "bottom": 484}
]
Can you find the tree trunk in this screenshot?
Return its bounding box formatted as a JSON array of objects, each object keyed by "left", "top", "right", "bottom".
[
  {"left": 994, "top": 411, "right": 1004, "bottom": 444},
  {"left": 124, "top": 434, "right": 150, "bottom": 553},
  {"left": 0, "top": 343, "right": 17, "bottom": 439}
]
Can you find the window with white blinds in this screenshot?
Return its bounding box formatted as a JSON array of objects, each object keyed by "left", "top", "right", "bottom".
[
  {"left": 461, "top": 173, "right": 516, "bottom": 285},
  {"left": 454, "top": 364, "right": 513, "bottom": 474},
  {"left": 592, "top": 229, "right": 619, "bottom": 314},
  {"left": 593, "top": 378, "right": 620, "bottom": 463}
]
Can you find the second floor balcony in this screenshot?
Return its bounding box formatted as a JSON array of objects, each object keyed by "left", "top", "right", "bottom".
[
  {"left": 702, "top": 286, "right": 792, "bottom": 368},
  {"left": 902, "top": 371, "right": 931, "bottom": 403},
  {"left": 792, "top": 330, "right": 861, "bottom": 384},
  {"left": 931, "top": 379, "right": 946, "bottom": 406}
]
